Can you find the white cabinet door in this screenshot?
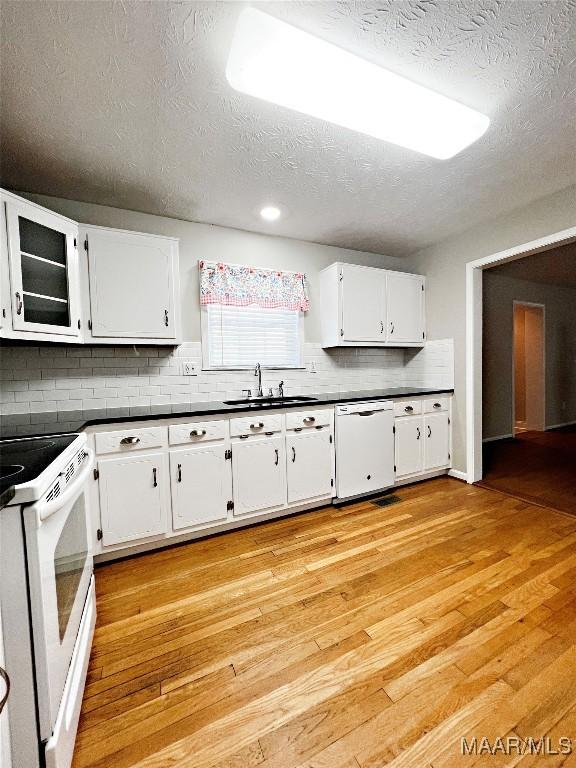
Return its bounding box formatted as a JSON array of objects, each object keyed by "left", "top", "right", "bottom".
[
  {"left": 5, "top": 199, "right": 80, "bottom": 337},
  {"left": 386, "top": 272, "right": 424, "bottom": 344},
  {"left": 232, "top": 436, "right": 286, "bottom": 516},
  {"left": 424, "top": 413, "right": 450, "bottom": 471},
  {"left": 170, "top": 445, "right": 231, "bottom": 530},
  {"left": 341, "top": 264, "right": 386, "bottom": 342},
  {"left": 85, "top": 227, "right": 177, "bottom": 338},
  {"left": 98, "top": 452, "right": 168, "bottom": 546},
  {"left": 394, "top": 416, "right": 423, "bottom": 478},
  {"left": 287, "top": 430, "right": 333, "bottom": 504}
]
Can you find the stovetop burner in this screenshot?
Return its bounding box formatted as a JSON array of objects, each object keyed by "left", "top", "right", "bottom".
[
  {"left": 0, "top": 433, "right": 80, "bottom": 495},
  {"left": 0, "top": 464, "right": 25, "bottom": 480}
]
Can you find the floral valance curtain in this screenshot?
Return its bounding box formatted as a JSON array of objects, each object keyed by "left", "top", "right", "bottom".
[{"left": 199, "top": 261, "right": 309, "bottom": 312}]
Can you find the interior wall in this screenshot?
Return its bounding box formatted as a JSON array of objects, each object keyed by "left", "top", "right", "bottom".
[
  {"left": 22, "top": 193, "right": 406, "bottom": 343},
  {"left": 483, "top": 273, "right": 576, "bottom": 439},
  {"left": 406, "top": 183, "right": 576, "bottom": 473}
]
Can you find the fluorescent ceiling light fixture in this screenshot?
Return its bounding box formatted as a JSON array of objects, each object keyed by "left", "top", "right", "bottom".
[
  {"left": 226, "top": 8, "right": 490, "bottom": 160},
  {"left": 260, "top": 205, "right": 281, "bottom": 221}
]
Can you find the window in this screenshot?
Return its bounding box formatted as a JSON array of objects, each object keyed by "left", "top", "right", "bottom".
[{"left": 203, "top": 303, "right": 303, "bottom": 369}]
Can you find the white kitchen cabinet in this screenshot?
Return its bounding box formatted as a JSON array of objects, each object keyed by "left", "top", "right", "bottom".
[
  {"left": 1, "top": 191, "right": 81, "bottom": 341},
  {"left": 232, "top": 435, "right": 286, "bottom": 516},
  {"left": 340, "top": 264, "right": 386, "bottom": 342},
  {"left": 81, "top": 225, "right": 180, "bottom": 344},
  {"left": 170, "top": 444, "right": 231, "bottom": 530},
  {"left": 424, "top": 412, "right": 450, "bottom": 471},
  {"left": 394, "top": 415, "right": 424, "bottom": 479},
  {"left": 286, "top": 429, "right": 333, "bottom": 504},
  {"left": 386, "top": 272, "right": 425, "bottom": 344},
  {"left": 97, "top": 452, "right": 169, "bottom": 546},
  {"left": 319, "top": 262, "right": 425, "bottom": 348}
]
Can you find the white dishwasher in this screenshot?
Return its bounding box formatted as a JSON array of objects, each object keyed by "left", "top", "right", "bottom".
[{"left": 335, "top": 401, "right": 395, "bottom": 500}]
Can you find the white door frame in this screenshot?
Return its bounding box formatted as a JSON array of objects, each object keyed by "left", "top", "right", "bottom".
[
  {"left": 512, "top": 301, "right": 546, "bottom": 435},
  {"left": 466, "top": 225, "right": 576, "bottom": 484}
]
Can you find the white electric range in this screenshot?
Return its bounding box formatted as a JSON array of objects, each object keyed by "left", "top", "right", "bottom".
[{"left": 0, "top": 432, "right": 95, "bottom": 768}]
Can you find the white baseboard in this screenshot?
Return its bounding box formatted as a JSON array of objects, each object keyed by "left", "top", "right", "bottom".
[
  {"left": 546, "top": 419, "right": 576, "bottom": 430},
  {"left": 448, "top": 468, "right": 468, "bottom": 482},
  {"left": 482, "top": 433, "right": 513, "bottom": 443}
]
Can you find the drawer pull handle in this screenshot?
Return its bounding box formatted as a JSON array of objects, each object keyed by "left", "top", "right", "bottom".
[
  {"left": 177, "top": 463, "right": 182, "bottom": 482},
  {"left": 294, "top": 427, "right": 302, "bottom": 432},
  {"left": 190, "top": 429, "right": 207, "bottom": 437},
  {"left": 274, "top": 448, "right": 279, "bottom": 465},
  {"left": 292, "top": 446, "right": 296, "bottom": 463},
  {"left": 265, "top": 431, "right": 274, "bottom": 436},
  {"left": 120, "top": 436, "right": 141, "bottom": 445},
  {"left": 153, "top": 467, "right": 157, "bottom": 487},
  {"left": 250, "top": 422, "right": 264, "bottom": 430},
  {"left": 433, "top": 402, "right": 442, "bottom": 409},
  {"left": 404, "top": 406, "right": 414, "bottom": 413},
  {"left": 303, "top": 416, "right": 316, "bottom": 424},
  {"left": 239, "top": 434, "right": 249, "bottom": 439}
]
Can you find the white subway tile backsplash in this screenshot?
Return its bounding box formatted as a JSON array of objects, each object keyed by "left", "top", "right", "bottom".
[{"left": 0, "top": 340, "right": 453, "bottom": 426}]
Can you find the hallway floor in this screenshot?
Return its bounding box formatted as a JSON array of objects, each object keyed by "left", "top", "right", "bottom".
[{"left": 479, "top": 426, "right": 576, "bottom": 515}]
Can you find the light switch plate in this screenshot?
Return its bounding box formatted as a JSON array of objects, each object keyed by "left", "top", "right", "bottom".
[{"left": 182, "top": 361, "right": 197, "bottom": 376}]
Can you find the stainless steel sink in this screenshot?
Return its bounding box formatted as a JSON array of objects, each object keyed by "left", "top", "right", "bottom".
[{"left": 224, "top": 396, "right": 317, "bottom": 406}]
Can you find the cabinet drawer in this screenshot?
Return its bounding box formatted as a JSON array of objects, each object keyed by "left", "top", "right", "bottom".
[
  {"left": 393, "top": 400, "right": 423, "bottom": 417},
  {"left": 423, "top": 397, "right": 449, "bottom": 413},
  {"left": 230, "top": 414, "right": 282, "bottom": 437},
  {"left": 95, "top": 426, "right": 164, "bottom": 455},
  {"left": 286, "top": 409, "right": 332, "bottom": 431},
  {"left": 169, "top": 420, "right": 228, "bottom": 446}
]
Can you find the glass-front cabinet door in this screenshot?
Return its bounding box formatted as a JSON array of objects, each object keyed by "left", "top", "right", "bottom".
[{"left": 5, "top": 199, "right": 80, "bottom": 336}]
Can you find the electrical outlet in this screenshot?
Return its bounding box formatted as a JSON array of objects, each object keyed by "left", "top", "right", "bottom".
[{"left": 182, "top": 361, "right": 197, "bottom": 376}]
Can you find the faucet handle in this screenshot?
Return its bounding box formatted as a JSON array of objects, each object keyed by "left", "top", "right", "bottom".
[
  {"left": 268, "top": 387, "right": 274, "bottom": 397},
  {"left": 278, "top": 380, "right": 284, "bottom": 397}
]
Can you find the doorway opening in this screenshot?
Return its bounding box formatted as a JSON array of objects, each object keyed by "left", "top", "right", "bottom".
[{"left": 513, "top": 302, "right": 545, "bottom": 435}]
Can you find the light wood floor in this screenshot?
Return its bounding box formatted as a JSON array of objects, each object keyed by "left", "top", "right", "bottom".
[{"left": 73, "top": 478, "right": 576, "bottom": 768}]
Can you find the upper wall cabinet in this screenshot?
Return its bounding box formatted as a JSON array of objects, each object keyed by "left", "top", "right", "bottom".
[
  {"left": 319, "top": 262, "right": 425, "bottom": 348},
  {"left": 80, "top": 226, "right": 181, "bottom": 344},
  {"left": 0, "top": 191, "right": 82, "bottom": 342}
]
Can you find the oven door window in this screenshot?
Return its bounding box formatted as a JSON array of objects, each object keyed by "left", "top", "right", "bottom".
[{"left": 54, "top": 493, "right": 88, "bottom": 643}]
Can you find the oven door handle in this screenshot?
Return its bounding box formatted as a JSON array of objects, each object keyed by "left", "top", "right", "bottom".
[{"left": 38, "top": 449, "right": 94, "bottom": 522}]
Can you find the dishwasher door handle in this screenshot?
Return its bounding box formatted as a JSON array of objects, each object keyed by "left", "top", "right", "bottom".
[{"left": 357, "top": 411, "right": 376, "bottom": 417}]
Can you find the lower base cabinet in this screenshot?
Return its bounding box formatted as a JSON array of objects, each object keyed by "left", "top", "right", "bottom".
[
  {"left": 98, "top": 452, "right": 169, "bottom": 546},
  {"left": 286, "top": 429, "right": 333, "bottom": 504},
  {"left": 170, "top": 444, "right": 231, "bottom": 530},
  {"left": 395, "top": 410, "right": 450, "bottom": 480},
  {"left": 232, "top": 435, "right": 286, "bottom": 516}
]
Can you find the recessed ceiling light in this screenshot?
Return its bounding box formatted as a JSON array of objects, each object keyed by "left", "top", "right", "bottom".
[
  {"left": 260, "top": 205, "right": 281, "bottom": 221},
  {"left": 227, "top": 8, "right": 490, "bottom": 160}
]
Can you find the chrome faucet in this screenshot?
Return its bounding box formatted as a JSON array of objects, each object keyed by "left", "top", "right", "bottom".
[
  {"left": 254, "top": 362, "right": 264, "bottom": 398},
  {"left": 278, "top": 380, "right": 284, "bottom": 398}
]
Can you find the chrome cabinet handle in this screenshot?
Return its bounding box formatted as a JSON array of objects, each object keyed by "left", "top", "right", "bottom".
[
  {"left": 416, "top": 427, "right": 421, "bottom": 440},
  {"left": 250, "top": 422, "right": 264, "bottom": 430},
  {"left": 164, "top": 309, "right": 169, "bottom": 327},
  {"left": 433, "top": 402, "right": 442, "bottom": 409},
  {"left": 427, "top": 425, "right": 432, "bottom": 437},
  {"left": 190, "top": 429, "right": 206, "bottom": 437},
  {"left": 380, "top": 320, "right": 384, "bottom": 334},
  {"left": 292, "top": 446, "right": 296, "bottom": 463},
  {"left": 15, "top": 291, "right": 23, "bottom": 315},
  {"left": 153, "top": 467, "right": 157, "bottom": 487},
  {"left": 303, "top": 416, "right": 315, "bottom": 425},
  {"left": 404, "top": 406, "right": 414, "bottom": 413},
  {"left": 390, "top": 321, "right": 394, "bottom": 334},
  {"left": 120, "top": 436, "right": 140, "bottom": 445},
  {"left": 0, "top": 666, "right": 10, "bottom": 714},
  {"left": 274, "top": 448, "right": 279, "bottom": 465},
  {"left": 177, "top": 463, "right": 182, "bottom": 482}
]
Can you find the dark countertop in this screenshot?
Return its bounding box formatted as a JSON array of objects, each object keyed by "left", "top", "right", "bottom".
[{"left": 0, "top": 387, "right": 453, "bottom": 506}]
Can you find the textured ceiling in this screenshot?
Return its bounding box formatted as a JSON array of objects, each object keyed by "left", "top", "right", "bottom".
[
  {"left": 1, "top": 0, "right": 575, "bottom": 257},
  {"left": 489, "top": 240, "right": 576, "bottom": 288}
]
